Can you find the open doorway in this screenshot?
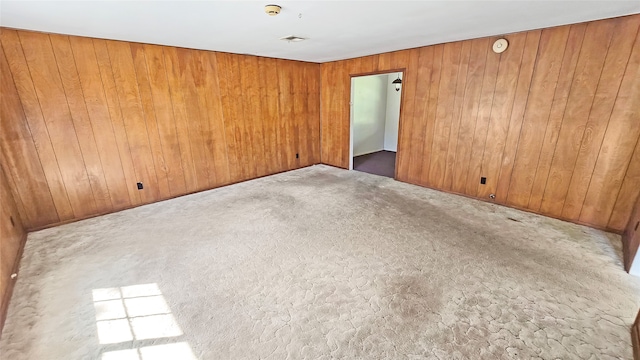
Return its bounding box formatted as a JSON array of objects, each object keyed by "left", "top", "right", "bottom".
[{"left": 349, "top": 72, "right": 402, "bottom": 178}]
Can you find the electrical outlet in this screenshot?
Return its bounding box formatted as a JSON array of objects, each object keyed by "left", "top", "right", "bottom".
[
  {"left": 137, "top": 182, "right": 143, "bottom": 190},
  {"left": 480, "top": 177, "right": 486, "bottom": 185}
]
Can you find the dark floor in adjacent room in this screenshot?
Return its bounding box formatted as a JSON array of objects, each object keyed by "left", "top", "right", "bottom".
[{"left": 353, "top": 150, "right": 396, "bottom": 178}]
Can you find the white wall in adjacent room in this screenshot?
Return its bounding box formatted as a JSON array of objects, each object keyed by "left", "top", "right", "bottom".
[
  {"left": 384, "top": 72, "right": 402, "bottom": 152},
  {"left": 352, "top": 74, "right": 388, "bottom": 156}
]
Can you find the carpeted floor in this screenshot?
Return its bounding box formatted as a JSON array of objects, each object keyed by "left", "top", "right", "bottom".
[
  {"left": 353, "top": 150, "right": 396, "bottom": 178},
  {"left": 2, "top": 165, "right": 639, "bottom": 359}
]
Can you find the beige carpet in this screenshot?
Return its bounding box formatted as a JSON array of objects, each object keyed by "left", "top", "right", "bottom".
[{"left": 1, "top": 165, "right": 639, "bottom": 359}]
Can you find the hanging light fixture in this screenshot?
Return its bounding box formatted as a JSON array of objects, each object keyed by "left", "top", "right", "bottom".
[{"left": 392, "top": 75, "right": 402, "bottom": 92}]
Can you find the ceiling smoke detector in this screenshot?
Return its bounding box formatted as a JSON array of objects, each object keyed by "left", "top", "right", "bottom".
[
  {"left": 280, "top": 35, "right": 306, "bottom": 42},
  {"left": 265, "top": 4, "right": 281, "bottom": 16}
]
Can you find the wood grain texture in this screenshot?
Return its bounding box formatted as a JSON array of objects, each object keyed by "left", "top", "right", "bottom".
[
  {"left": 50, "top": 34, "right": 113, "bottom": 213},
  {"left": 475, "top": 32, "right": 527, "bottom": 200},
  {"left": 419, "top": 45, "right": 444, "bottom": 186},
  {"left": 539, "top": 20, "right": 616, "bottom": 217},
  {"left": 561, "top": 17, "right": 640, "bottom": 220},
  {"left": 1, "top": 29, "right": 75, "bottom": 222},
  {"left": 405, "top": 47, "right": 433, "bottom": 183},
  {"left": 395, "top": 49, "right": 418, "bottom": 180},
  {"left": 0, "top": 29, "right": 321, "bottom": 230},
  {"left": 93, "top": 39, "right": 142, "bottom": 207},
  {"left": 493, "top": 30, "right": 541, "bottom": 204},
  {"left": 622, "top": 195, "right": 640, "bottom": 272},
  {"left": 451, "top": 39, "right": 488, "bottom": 194},
  {"left": 427, "top": 41, "right": 463, "bottom": 189},
  {"left": 0, "top": 44, "right": 59, "bottom": 227},
  {"left": 506, "top": 27, "right": 570, "bottom": 208},
  {"left": 319, "top": 14, "right": 640, "bottom": 232},
  {"left": 634, "top": 309, "right": 640, "bottom": 360},
  {"left": 581, "top": 24, "right": 640, "bottom": 229},
  {"left": 527, "top": 24, "right": 587, "bottom": 212},
  {"left": 0, "top": 163, "right": 27, "bottom": 335},
  {"left": 69, "top": 36, "right": 132, "bottom": 209},
  {"left": 19, "top": 31, "right": 98, "bottom": 218}
]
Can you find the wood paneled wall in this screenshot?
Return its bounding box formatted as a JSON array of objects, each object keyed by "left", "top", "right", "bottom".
[
  {"left": 0, "top": 163, "right": 27, "bottom": 335},
  {"left": 0, "top": 29, "right": 320, "bottom": 230},
  {"left": 634, "top": 310, "right": 640, "bottom": 360},
  {"left": 624, "top": 195, "right": 640, "bottom": 272},
  {"left": 320, "top": 14, "right": 640, "bottom": 232}
]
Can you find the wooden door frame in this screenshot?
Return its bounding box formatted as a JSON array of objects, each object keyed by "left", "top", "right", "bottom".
[{"left": 348, "top": 68, "right": 406, "bottom": 178}]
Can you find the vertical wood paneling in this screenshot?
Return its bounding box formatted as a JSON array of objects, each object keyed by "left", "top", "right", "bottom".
[
  {"left": 320, "top": 62, "right": 333, "bottom": 166},
  {"left": 50, "top": 34, "right": 113, "bottom": 213},
  {"left": 1, "top": 29, "right": 321, "bottom": 230},
  {"left": 507, "top": 26, "right": 570, "bottom": 208},
  {"left": 139, "top": 44, "right": 187, "bottom": 196},
  {"left": 130, "top": 43, "right": 172, "bottom": 199},
  {"left": 107, "top": 40, "right": 161, "bottom": 203},
  {"left": 188, "top": 49, "right": 220, "bottom": 185},
  {"left": 608, "top": 139, "right": 640, "bottom": 230},
  {"left": 418, "top": 45, "right": 444, "bottom": 185},
  {"left": 580, "top": 28, "right": 640, "bottom": 228},
  {"left": 428, "top": 42, "right": 463, "bottom": 188},
  {"left": 562, "top": 16, "right": 640, "bottom": 220},
  {"left": 320, "top": 14, "right": 640, "bottom": 232},
  {"left": 93, "top": 39, "right": 141, "bottom": 207},
  {"left": 19, "top": 31, "right": 98, "bottom": 218},
  {"left": 395, "top": 49, "right": 419, "bottom": 180},
  {"left": 214, "top": 52, "right": 243, "bottom": 182},
  {"left": 69, "top": 36, "right": 132, "bottom": 209},
  {"left": 404, "top": 47, "right": 433, "bottom": 183},
  {"left": 493, "top": 30, "right": 541, "bottom": 202},
  {"left": 0, "top": 46, "right": 58, "bottom": 226},
  {"left": 258, "top": 57, "right": 282, "bottom": 173},
  {"left": 175, "top": 47, "right": 213, "bottom": 189},
  {"left": 539, "top": 20, "right": 616, "bottom": 217},
  {"left": 241, "top": 56, "right": 267, "bottom": 177},
  {"left": 2, "top": 15, "right": 638, "bottom": 234},
  {"left": 277, "top": 58, "right": 297, "bottom": 172},
  {"left": 527, "top": 24, "right": 587, "bottom": 211},
  {"left": 464, "top": 37, "right": 504, "bottom": 196},
  {"left": 305, "top": 61, "right": 321, "bottom": 166},
  {"left": 233, "top": 54, "right": 258, "bottom": 178},
  {"left": 292, "top": 62, "right": 307, "bottom": 168},
  {"left": 1, "top": 30, "right": 75, "bottom": 222},
  {"left": 450, "top": 39, "right": 489, "bottom": 194},
  {"left": 622, "top": 195, "right": 640, "bottom": 272},
  {"left": 198, "top": 51, "right": 230, "bottom": 186},
  {"left": 0, "top": 163, "right": 27, "bottom": 335},
  {"left": 442, "top": 41, "right": 472, "bottom": 190},
  {"left": 163, "top": 46, "right": 199, "bottom": 191}
]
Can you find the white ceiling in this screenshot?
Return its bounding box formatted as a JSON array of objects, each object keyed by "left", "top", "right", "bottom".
[{"left": 1, "top": 1, "right": 639, "bottom": 63}]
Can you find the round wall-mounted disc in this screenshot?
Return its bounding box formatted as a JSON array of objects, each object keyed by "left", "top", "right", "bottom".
[{"left": 493, "top": 38, "right": 508, "bottom": 53}]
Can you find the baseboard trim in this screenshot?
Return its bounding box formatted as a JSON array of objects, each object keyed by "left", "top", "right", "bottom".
[
  {"left": 353, "top": 149, "right": 386, "bottom": 158},
  {"left": 397, "top": 176, "right": 624, "bottom": 235},
  {"left": 27, "top": 164, "right": 320, "bottom": 232}
]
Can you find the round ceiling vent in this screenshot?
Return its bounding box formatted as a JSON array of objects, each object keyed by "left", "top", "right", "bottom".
[
  {"left": 492, "top": 38, "right": 509, "bottom": 53},
  {"left": 265, "top": 4, "right": 282, "bottom": 16}
]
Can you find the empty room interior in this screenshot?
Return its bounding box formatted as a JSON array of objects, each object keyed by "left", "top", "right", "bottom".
[{"left": 2, "top": 1, "right": 640, "bottom": 359}]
